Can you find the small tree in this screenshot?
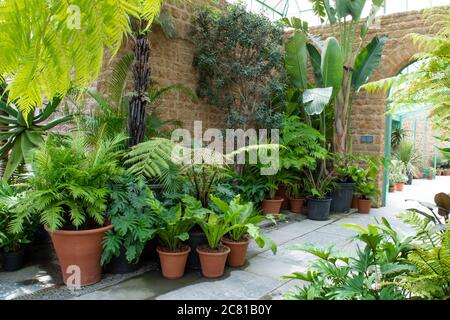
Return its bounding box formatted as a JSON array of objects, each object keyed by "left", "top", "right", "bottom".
[{"left": 192, "top": 3, "right": 286, "bottom": 130}]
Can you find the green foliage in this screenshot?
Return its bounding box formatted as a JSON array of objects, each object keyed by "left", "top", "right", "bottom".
[
  {"left": 391, "top": 127, "right": 406, "bottom": 151},
  {"left": 390, "top": 159, "right": 408, "bottom": 183},
  {"left": 101, "top": 174, "right": 159, "bottom": 265},
  {"left": 148, "top": 193, "right": 207, "bottom": 251},
  {"left": 283, "top": 217, "right": 414, "bottom": 300},
  {"left": 192, "top": 2, "right": 286, "bottom": 129},
  {"left": 304, "top": 169, "right": 336, "bottom": 199},
  {"left": 333, "top": 153, "right": 366, "bottom": 183},
  {"left": 210, "top": 195, "right": 276, "bottom": 254},
  {"left": 11, "top": 132, "right": 126, "bottom": 233},
  {"left": 0, "top": 0, "right": 164, "bottom": 116},
  {"left": 355, "top": 179, "right": 378, "bottom": 202},
  {"left": 395, "top": 140, "right": 423, "bottom": 177},
  {"left": 0, "top": 85, "right": 72, "bottom": 180}
]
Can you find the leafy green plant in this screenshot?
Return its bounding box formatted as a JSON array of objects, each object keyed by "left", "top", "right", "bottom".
[
  {"left": 283, "top": 218, "right": 414, "bottom": 300},
  {"left": 391, "top": 127, "right": 406, "bottom": 152},
  {"left": 147, "top": 193, "right": 207, "bottom": 251},
  {"left": 304, "top": 169, "right": 335, "bottom": 199},
  {"left": 333, "top": 153, "right": 366, "bottom": 183},
  {"left": 101, "top": 174, "right": 159, "bottom": 265},
  {"left": 395, "top": 141, "right": 422, "bottom": 177},
  {"left": 0, "top": 85, "right": 72, "bottom": 180},
  {"left": 355, "top": 179, "right": 378, "bottom": 202},
  {"left": 11, "top": 132, "right": 125, "bottom": 233},
  {"left": 210, "top": 195, "right": 276, "bottom": 254}
]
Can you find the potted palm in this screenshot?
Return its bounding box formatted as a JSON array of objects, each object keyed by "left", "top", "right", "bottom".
[
  {"left": 395, "top": 141, "right": 422, "bottom": 185},
  {"left": 11, "top": 133, "right": 125, "bottom": 286},
  {"left": 355, "top": 179, "right": 378, "bottom": 214},
  {"left": 304, "top": 170, "right": 335, "bottom": 221},
  {"left": 148, "top": 194, "right": 206, "bottom": 279},
  {"left": 211, "top": 195, "right": 276, "bottom": 267}
]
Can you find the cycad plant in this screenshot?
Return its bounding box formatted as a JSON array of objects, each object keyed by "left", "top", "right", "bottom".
[
  {"left": 395, "top": 140, "right": 423, "bottom": 178},
  {"left": 11, "top": 132, "right": 126, "bottom": 233}
]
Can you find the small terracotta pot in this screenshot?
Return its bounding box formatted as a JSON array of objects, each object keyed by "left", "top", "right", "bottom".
[
  {"left": 437, "top": 170, "right": 442, "bottom": 176},
  {"left": 275, "top": 185, "right": 289, "bottom": 210},
  {"left": 289, "top": 198, "right": 305, "bottom": 214},
  {"left": 157, "top": 246, "right": 191, "bottom": 280},
  {"left": 427, "top": 176, "right": 433, "bottom": 180},
  {"left": 351, "top": 196, "right": 359, "bottom": 209},
  {"left": 261, "top": 198, "right": 284, "bottom": 215},
  {"left": 197, "top": 245, "right": 230, "bottom": 278},
  {"left": 221, "top": 237, "right": 250, "bottom": 267},
  {"left": 46, "top": 224, "right": 113, "bottom": 286},
  {"left": 394, "top": 182, "right": 404, "bottom": 191},
  {"left": 357, "top": 199, "right": 372, "bottom": 214},
  {"left": 445, "top": 171, "right": 450, "bottom": 176}
]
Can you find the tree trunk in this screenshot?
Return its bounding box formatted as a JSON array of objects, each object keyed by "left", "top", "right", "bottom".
[
  {"left": 333, "top": 69, "right": 352, "bottom": 155},
  {"left": 128, "top": 21, "right": 151, "bottom": 148}
]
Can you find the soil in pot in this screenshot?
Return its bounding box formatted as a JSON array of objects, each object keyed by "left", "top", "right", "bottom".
[
  {"left": 187, "top": 230, "right": 208, "bottom": 270},
  {"left": 104, "top": 245, "right": 140, "bottom": 274},
  {"left": 289, "top": 198, "right": 305, "bottom": 214},
  {"left": 2, "top": 248, "right": 25, "bottom": 272},
  {"left": 330, "top": 182, "right": 355, "bottom": 213},
  {"left": 157, "top": 245, "right": 191, "bottom": 280},
  {"left": 357, "top": 199, "right": 372, "bottom": 214},
  {"left": 261, "top": 198, "right": 284, "bottom": 215},
  {"left": 306, "top": 197, "right": 331, "bottom": 221},
  {"left": 351, "top": 196, "right": 359, "bottom": 209},
  {"left": 46, "top": 223, "right": 113, "bottom": 286},
  {"left": 275, "top": 185, "right": 289, "bottom": 210},
  {"left": 196, "top": 244, "right": 230, "bottom": 278},
  {"left": 221, "top": 237, "right": 250, "bottom": 268},
  {"left": 394, "top": 183, "right": 404, "bottom": 191}
]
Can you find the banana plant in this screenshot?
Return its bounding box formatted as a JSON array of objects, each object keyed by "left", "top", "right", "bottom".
[
  {"left": 0, "top": 90, "right": 72, "bottom": 180},
  {"left": 285, "top": 0, "right": 388, "bottom": 154}
]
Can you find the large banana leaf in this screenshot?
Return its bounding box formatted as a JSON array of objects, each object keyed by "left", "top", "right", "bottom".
[
  {"left": 347, "top": 0, "right": 367, "bottom": 21},
  {"left": 303, "top": 87, "right": 333, "bottom": 115},
  {"left": 352, "top": 35, "right": 388, "bottom": 90},
  {"left": 321, "top": 37, "right": 343, "bottom": 97},
  {"left": 285, "top": 31, "right": 308, "bottom": 91},
  {"left": 324, "top": 0, "right": 337, "bottom": 24},
  {"left": 307, "top": 43, "right": 323, "bottom": 87}
]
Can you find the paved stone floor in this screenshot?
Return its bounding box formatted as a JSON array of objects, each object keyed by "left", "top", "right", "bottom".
[{"left": 1, "top": 177, "right": 448, "bottom": 300}]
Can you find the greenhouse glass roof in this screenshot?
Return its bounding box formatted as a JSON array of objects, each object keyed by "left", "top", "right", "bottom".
[{"left": 227, "top": 0, "right": 450, "bottom": 25}]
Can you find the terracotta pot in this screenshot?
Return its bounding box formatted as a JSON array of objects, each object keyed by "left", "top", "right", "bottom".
[
  {"left": 394, "top": 182, "right": 404, "bottom": 191},
  {"left": 157, "top": 246, "right": 191, "bottom": 280},
  {"left": 444, "top": 171, "right": 450, "bottom": 176},
  {"left": 437, "top": 170, "right": 442, "bottom": 176},
  {"left": 221, "top": 237, "right": 250, "bottom": 267},
  {"left": 275, "top": 185, "right": 290, "bottom": 210},
  {"left": 289, "top": 198, "right": 305, "bottom": 214},
  {"left": 261, "top": 198, "right": 284, "bottom": 215},
  {"left": 427, "top": 176, "right": 433, "bottom": 180},
  {"left": 197, "top": 245, "right": 230, "bottom": 278},
  {"left": 46, "top": 224, "right": 113, "bottom": 286},
  {"left": 357, "top": 199, "right": 372, "bottom": 214},
  {"left": 351, "top": 196, "right": 359, "bottom": 209}
]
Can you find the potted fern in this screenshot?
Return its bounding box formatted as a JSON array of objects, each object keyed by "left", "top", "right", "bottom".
[
  {"left": 148, "top": 194, "right": 206, "bottom": 279},
  {"left": 355, "top": 179, "right": 378, "bottom": 214},
  {"left": 211, "top": 195, "right": 276, "bottom": 267},
  {"left": 11, "top": 133, "right": 125, "bottom": 286}
]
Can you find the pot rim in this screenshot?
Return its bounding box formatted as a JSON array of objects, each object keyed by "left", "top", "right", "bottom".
[
  {"left": 358, "top": 198, "right": 372, "bottom": 203},
  {"left": 196, "top": 245, "right": 230, "bottom": 256},
  {"left": 156, "top": 245, "right": 191, "bottom": 256},
  {"left": 45, "top": 223, "right": 113, "bottom": 235},
  {"left": 289, "top": 197, "right": 305, "bottom": 201},
  {"left": 263, "top": 198, "right": 284, "bottom": 202},
  {"left": 221, "top": 237, "right": 250, "bottom": 245},
  {"left": 306, "top": 196, "right": 332, "bottom": 202}
]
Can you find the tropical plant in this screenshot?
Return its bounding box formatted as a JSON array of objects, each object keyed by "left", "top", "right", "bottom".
[
  {"left": 10, "top": 132, "right": 126, "bottom": 233},
  {"left": 391, "top": 127, "right": 406, "bottom": 152},
  {"left": 363, "top": 7, "right": 450, "bottom": 142},
  {"left": 0, "top": 84, "right": 72, "bottom": 180},
  {"left": 283, "top": 218, "right": 414, "bottom": 300},
  {"left": 0, "top": 0, "right": 164, "bottom": 117},
  {"left": 192, "top": 2, "right": 286, "bottom": 130},
  {"left": 355, "top": 179, "right": 378, "bottom": 202},
  {"left": 148, "top": 192, "right": 208, "bottom": 251},
  {"left": 395, "top": 140, "right": 422, "bottom": 177},
  {"left": 101, "top": 173, "right": 159, "bottom": 265},
  {"left": 304, "top": 169, "right": 336, "bottom": 199},
  {"left": 390, "top": 159, "right": 407, "bottom": 183},
  {"left": 210, "top": 194, "right": 276, "bottom": 254},
  {"left": 333, "top": 153, "right": 365, "bottom": 183},
  {"left": 285, "top": 0, "right": 388, "bottom": 153}
]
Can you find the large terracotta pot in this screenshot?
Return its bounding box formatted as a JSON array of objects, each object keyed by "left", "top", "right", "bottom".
[
  {"left": 157, "top": 246, "right": 191, "bottom": 280},
  {"left": 46, "top": 224, "right": 113, "bottom": 286},
  {"left": 221, "top": 237, "right": 250, "bottom": 267},
  {"left": 357, "top": 199, "right": 372, "bottom": 214},
  {"left": 351, "top": 196, "right": 359, "bottom": 209},
  {"left": 289, "top": 198, "right": 305, "bottom": 214},
  {"left": 394, "top": 182, "right": 404, "bottom": 191},
  {"left": 275, "top": 185, "right": 289, "bottom": 210},
  {"left": 197, "top": 245, "right": 230, "bottom": 278},
  {"left": 261, "top": 198, "right": 284, "bottom": 215},
  {"left": 444, "top": 171, "right": 450, "bottom": 176}
]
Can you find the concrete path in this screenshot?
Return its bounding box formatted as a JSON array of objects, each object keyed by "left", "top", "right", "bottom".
[{"left": 72, "top": 176, "right": 449, "bottom": 300}]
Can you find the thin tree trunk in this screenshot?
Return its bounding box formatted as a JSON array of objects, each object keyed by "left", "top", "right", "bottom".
[{"left": 128, "top": 20, "right": 151, "bottom": 148}]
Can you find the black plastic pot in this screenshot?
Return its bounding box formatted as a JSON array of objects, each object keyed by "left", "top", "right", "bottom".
[
  {"left": 406, "top": 173, "right": 413, "bottom": 185},
  {"left": 104, "top": 245, "right": 140, "bottom": 274},
  {"left": 307, "top": 197, "right": 332, "bottom": 221},
  {"left": 2, "top": 248, "right": 25, "bottom": 272},
  {"left": 187, "top": 230, "right": 208, "bottom": 270},
  {"left": 330, "top": 182, "right": 355, "bottom": 213},
  {"left": 140, "top": 238, "right": 159, "bottom": 262}
]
